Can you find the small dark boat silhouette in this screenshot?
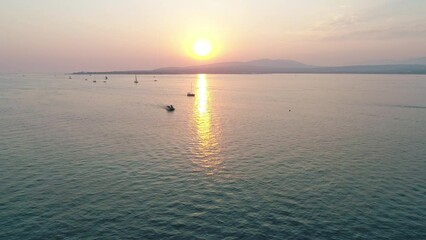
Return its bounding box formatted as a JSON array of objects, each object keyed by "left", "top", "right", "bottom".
[{"left": 166, "top": 105, "right": 175, "bottom": 111}]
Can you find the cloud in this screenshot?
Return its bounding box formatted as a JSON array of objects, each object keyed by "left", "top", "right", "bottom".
[
  {"left": 317, "top": 13, "right": 358, "bottom": 29},
  {"left": 323, "top": 20, "right": 426, "bottom": 41},
  {"left": 308, "top": 2, "right": 426, "bottom": 42}
]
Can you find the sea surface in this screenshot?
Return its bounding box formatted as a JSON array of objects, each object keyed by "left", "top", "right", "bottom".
[{"left": 1, "top": 74, "right": 425, "bottom": 239}]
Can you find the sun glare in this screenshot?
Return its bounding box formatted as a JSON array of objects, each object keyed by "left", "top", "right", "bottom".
[{"left": 192, "top": 39, "right": 212, "bottom": 58}]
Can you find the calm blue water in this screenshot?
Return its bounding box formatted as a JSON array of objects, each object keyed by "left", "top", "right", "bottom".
[{"left": 1, "top": 74, "right": 426, "bottom": 239}]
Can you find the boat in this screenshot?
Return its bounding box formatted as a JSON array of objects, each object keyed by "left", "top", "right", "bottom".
[
  {"left": 187, "top": 82, "right": 195, "bottom": 97},
  {"left": 69, "top": 76, "right": 72, "bottom": 79},
  {"left": 134, "top": 75, "right": 139, "bottom": 84},
  {"left": 166, "top": 105, "right": 175, "bottom": 111}
]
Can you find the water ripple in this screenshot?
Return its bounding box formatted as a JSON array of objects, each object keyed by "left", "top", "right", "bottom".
[{"left": 1, "top": 74, "right": 426, "bottom": 239}]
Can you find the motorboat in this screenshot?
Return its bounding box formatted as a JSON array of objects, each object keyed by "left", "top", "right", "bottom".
[{"left": 166, "top": 105, "right": 175, "bottom": 111}]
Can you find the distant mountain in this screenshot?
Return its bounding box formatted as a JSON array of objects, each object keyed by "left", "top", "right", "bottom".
[
  {"left": 246, "top": 59, "right": 313, "bottom": 68},
  {"left": 151, "top": 59, "right": 313, "bottom": 74},
  {"left": 401, "top": 57, "right": 426, "bottom": 65},
  {"left": 366, "top": 57, "right": 426, "bottom": 66},
  {"left": 303, "top": 64, "right": 426, "bottom": 74},
  {"left": 74, "top": 58, "right": 426, "bottom": 75}
]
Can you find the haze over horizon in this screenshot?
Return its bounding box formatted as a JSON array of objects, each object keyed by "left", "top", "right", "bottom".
[{"left": 1, "top": 0, "right": 426, "bottom": 73}]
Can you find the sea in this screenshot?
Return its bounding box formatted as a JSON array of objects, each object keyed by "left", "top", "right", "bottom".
[{"left": 1, "top": 73, "right": 425, "bottom": 239}]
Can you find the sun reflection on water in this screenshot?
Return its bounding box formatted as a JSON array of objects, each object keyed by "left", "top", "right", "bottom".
[{"left": 192, "top": 74, "right": 222, "bottom": 175}]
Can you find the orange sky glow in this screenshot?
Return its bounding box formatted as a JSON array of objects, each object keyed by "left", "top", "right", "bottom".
[{"left": 0, "top": 0, "right": 425, "bottom": 72}]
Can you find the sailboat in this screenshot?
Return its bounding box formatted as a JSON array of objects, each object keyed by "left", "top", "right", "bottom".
[
  {"left": 134, "top": 75, "right": 139, "bottom": 84},
  {"left": 187, "top": 82, "right": 195, "bottom": 97}
]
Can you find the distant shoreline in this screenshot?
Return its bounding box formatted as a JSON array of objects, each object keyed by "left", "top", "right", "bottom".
[
  {"left": 72, "top": 59, "right": 426, "bottom": 75},
  {"left": 73, "top": 67, "right": 426, "bottom": 75},
  {"left": 73, "top": 72, "right": 426, "bottom": 75}
]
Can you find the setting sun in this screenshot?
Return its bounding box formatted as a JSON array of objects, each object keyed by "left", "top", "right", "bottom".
[{"left": 192, "top": 39, "right": 212, "bottom": 58}]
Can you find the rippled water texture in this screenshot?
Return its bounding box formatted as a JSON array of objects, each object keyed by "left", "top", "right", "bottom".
[{"left": 1, "top": 74, "right": 426, "bottom": 239}]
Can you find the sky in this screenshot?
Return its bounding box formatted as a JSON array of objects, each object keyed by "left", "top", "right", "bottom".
[{"left": 1, "top": 0, "right": 426, "bottom": 73}]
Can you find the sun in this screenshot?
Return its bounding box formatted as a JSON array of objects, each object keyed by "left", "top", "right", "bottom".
[{"left": 192, "top": 39, "right": 212, "bottom": 58}]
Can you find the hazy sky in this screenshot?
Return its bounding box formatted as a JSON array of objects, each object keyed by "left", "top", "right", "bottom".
[{"left": 1, "top": 0, "right": 426, "bottom": 72}]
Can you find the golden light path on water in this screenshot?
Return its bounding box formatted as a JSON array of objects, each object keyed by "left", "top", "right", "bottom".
[{"left": 192, "top": 74, "right": 222, "bottom": 175}]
